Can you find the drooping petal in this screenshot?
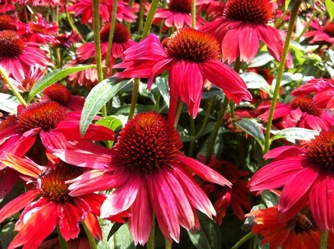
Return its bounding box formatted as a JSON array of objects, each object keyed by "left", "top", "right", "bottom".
[
  {"left": 0, "top": 189, "right": 40, "bottom": 223},
  {"left": 101, "top": 173, "right": 141, "bottom": 217},
  {"left": 58, "top": 202, "right": 82, "bottom": 241},
  {"left": 83, "top": 212, "right": 103, "bottom": 240},
  {"left": 147, "top": 172, "right": 180, "bottom": 243},
  {"left": 238, "top": 24, "right": 260, "bottom": 64},
  {"left": 128, "top": 180, "right": 152, "bottom": 246},
  {"left": 221, "top": 28, "right": 240, "bottom": 64},
  {"left": 9, "top": 202, "right": 57, "bottom": 249},
  {"left": 177, "top": 155, "right": 231, "bottom": 187}
]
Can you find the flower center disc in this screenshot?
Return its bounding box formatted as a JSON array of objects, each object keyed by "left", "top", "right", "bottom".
[
  {"left": 323, "top": 22, "right": 334, "bottom": 38},
  {"left": 17, "top": 101, "right": 67, "bottom": 132},
  {"left": 225, "top": 0, "right": 273, "bottom": 24},
  {"left": 290, "top": 97, "right": 322, "bottom": 116},
  {"left": 100, "top": 23, "right": 130, "bottom": 43},
  {"left": 0, "top": 115, "right": 17, "bottom": 131},
  {"left": 40, "top": 162, "right": 83, "bottom": 202},
  {"left": 0, "top": 30, "right": 25, "bottom": 57},
  {"left": 306, "top": 131, "right": 334, "bottom": 172},
  {"left": 169, "top": 0, "right": 192, "bottom": 13},
  {"left": 115, "top": 112, "right": 182, "bottom": 175},
  {"left": 166, "top": 28, "right": 220, "bottom": 63},
  {"left": 43, "top": 84, "right": 72, "bottom": 106},
  {"left": 0, "top": 16, "right": 17, "bottom": 31}
]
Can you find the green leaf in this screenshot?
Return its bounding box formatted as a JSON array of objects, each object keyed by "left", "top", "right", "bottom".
[
  {"left": 80, "top": 77, "right": 132, "bottom": 136},
  {"left": 188, "top": 212, "right": 222, "bottom": 249},
  {"left": 271, "top": 127, "right": 319, "bottom": 142},
  {"left": 27, "top": 64, "right": 96, "bottom": 102},
  {"left": 260, "top": 190, "right": 279, "bottom": 208},
  {"left": 0, "top": 222, "right": 17, "bottom": 249},
  {"left": 96, "top": 116, "right": 123, "bottom": 147},
  {"left": 326, "top": 0, "right": 334, "bottom": 20},
  {"left": 0, "top": 93, "right": 20, "bottom": 113},
  {"left": 155, "top": 76, "right": 170, "bottom": 107},
  {"left": 240, "top": 72, "right": 268, "bottom": 89},
  {"left": 236, "top": 119, "right": 265, "bottom": 149},
  {"left": 248, "top": 52, "right": 274, "bottom": 68}
]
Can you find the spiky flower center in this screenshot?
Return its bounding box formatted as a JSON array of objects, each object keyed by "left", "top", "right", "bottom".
[
  {"left": 115, "top": 112, "right": 183, "bottom": 175},
  {"left": 166, "top": 28, "right": 220, "bottom": 63},
  {"left": 0, "top": 30, "right": 25, "bottom": 57},
  {"left": 306, "top": 131, "right": 334, "bottom": 172},
  {"left": 0, "top": 16, "right": 17, "bottom": 31},
  {"left": 100, "top": 23, "right": 130, "bottom": 43},
  {"left": 43, "top": 84, "right": 72, "bottom": 106},
  {"left": 225, "top": 0, "right": 273, "bottom": 24},
  {"left": 0, "top": 115, "right": 17, "bottom": 131},
  {"left": 323, "top": 22, "right": 334, "bottom": 38},
  {"left": 29, "top": 23, "right": 47, "bottom": 33},
  {"left": 290, "top": 97, "right": 322, "bottom": 116},
  {"left": 17, "top": 101, "right": 67, "bottom": 132},
  {"left": 40, "top": 162, "right": 83, "bottom": 202},
  {"left": 169, "top": 0, "right": 192, "bottom": 13}
]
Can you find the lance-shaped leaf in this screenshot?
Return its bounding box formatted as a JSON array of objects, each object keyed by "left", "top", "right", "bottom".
[
  {"left": 80, "top": 77, "right": 132, "bottom": 136},
  {"left": 236, "top": 118, "right": 265, "bottom": 149},
  {"left": 27, "top": 65, "right": 96, "bottom": 102},
  {"left": 271, "top": 127, "right": 319, "bottom": 142},
  {"left": 0, "top": 93, "right": 20, "bottom": 113}
]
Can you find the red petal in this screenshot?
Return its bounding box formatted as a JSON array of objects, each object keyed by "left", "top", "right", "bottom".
[
  {"left": 1, "top": 153, "right": 42, "bottom": 178},
  {"left": 83, "top": 213, "right": 103, "bottom": 240},
  {"left": 58, "top": 202, "right": 82, "bottom": 241}
]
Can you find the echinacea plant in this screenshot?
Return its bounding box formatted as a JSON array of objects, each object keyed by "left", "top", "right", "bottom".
[{"left": 1, "top": 0, "right": 334, "bottom": 249}]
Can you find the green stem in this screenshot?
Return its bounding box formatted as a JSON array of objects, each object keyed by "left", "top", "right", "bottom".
[
  {"left": 128, "top": 78, "right": 140, "bottom": 120},
  {"left": 205, "top": 97, "right": 229, "bottom": 164},
  {"left": 57, "top": 226, "right": 69, "bottom": 249},
  {"left": 274, "top": 9, "right": 289, "bottom": 28},
  {"left": 0, "top": 67, "right": 27, "bottom": 106},
  {"left": 65, "top": 3, "right": 85, "bottom": 43},
  {"left": 191, "top": 0, "right": 196, "bottom": 28},
  {"left": 231, "top": 232, "right": 253, "bottom": 249},
  {"left": 319, "top": 229, "right": 329, "bottom": 249},
  {"left": 141, "top": 0, "right": 159, "bottom": 38},
  {"left": 295, "top": 11, "right": 316, "bottom": 42},
  {"left": 174, "top": 101, "right": 184, "bottom": 128},
  {"left": 165, "top": 240, "right": 172, "bottom": 249},
  {"left": 263, "top": 0, "right": 302, "bottom": 153},
  {"left": 103, "top": 0, "right": 118, "bottom": 78},
  {"left": 146, "top": 214, "right": 156, "bottom": 249},
  {"left": 92, "top": 0, "right": 107, "bottom": 116},
  {"left": 82, "top": 222, "right": 98, "bottom": 249},
  {"left": 188, "top": 117, "right": 196, "bottom": 157},
  {"left": 195, "top": 97, "right": 214, "bottom": 139}
]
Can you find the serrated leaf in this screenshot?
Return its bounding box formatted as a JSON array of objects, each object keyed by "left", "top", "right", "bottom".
[
  {"left": 27, "top": 64, "right": 96, "bottom": 102},
  {"left": 271, "top": 127, "right": 319, "bottom": 142},
  {"left": 188, "top": 212, "right": 222, "bottom": 249},
  {"left": 80, "top": 78, "right": 132, "bottom": 136},
  {"left": 241, "top": 72, "right": 269, "bottom": 89},
  {"left": 236, "top": 119, "right": 265, "bottom": 149},
  {"left": 0, "top": 93, "right": 20, "bottom": 113},
  {"left": 326, "top": 0, "right": 334, "bottom": 21}
]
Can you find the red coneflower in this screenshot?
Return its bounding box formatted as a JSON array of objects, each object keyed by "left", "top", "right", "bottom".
[
  {"left": 0, "top": 30, "right": 52, "bottom": 81},
  {"left": 200, "top": 0, "right": 292, "bottom": 67},
  {"left": 0, "top": 155, "right": 118, "bottom": 248},
  {"left": 248, "top": 130, "right": 334, "bottom": 234},
  {"left": 114, "top": 28, "right": 252, "bottom": 120},
  {"left": 63, "top": 112, "right": 231, "bottom": 245},
  {"left": 303, "top": 19, "right": 334, "bottom": 48},
  {"left": 291, "top": 78, "right": 334, "bottom": 111},
  {"left": 246, "top": 206, "right": 327, "bottom": 249},
  {"left": 153, "top": 0, "right": 206, "bottom": 30}
]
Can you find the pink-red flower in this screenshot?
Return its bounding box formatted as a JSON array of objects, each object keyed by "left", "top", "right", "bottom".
[
  {"left": 248, "top": 130, "right": 334, "bottom": 234},
  {"left": 0, "top": 30, "right": 52, "bottom": 81},
  {"left": 0, "top": 154, "right": 114, "bottom": 249},
  {"left": 200, "top": 157, "right": 252, "bottom": 225},
  {"left": 62, "top": 112, "right": 231, "bottom": 245},
  {"left": 291, "top": 78, "right": 334, "bottom": 111},
  {"left": 114, "top": 28, "right": 252, "bottom": 120},
  {"left": 153, "top": 0, "right": 206, "bottom": 30},
  {"left": 303, "top": 19, "right": 334, "bottom": 48},
  {"left": 246, "top": 206, "right": 326, "bottom": 249},
  {"left": 200, "top": 0, "right": 292, "bottom": 67},
  {"left": 259, "top": 96, "right": 334, "bottom": 131}
]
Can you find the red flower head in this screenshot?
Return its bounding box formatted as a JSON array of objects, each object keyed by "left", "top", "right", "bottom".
[
  {"left": 200, "top": 0, "right": 292, "bottom": 67},
  {"left": 303, "top": 19, "right": 334, "bottom": 48},
  {"left": 153, "top": 0, "right": 207, "bottom": 30},
  {"left": 114, "top": 28, "right": 252, "bottom": 120},
  {"left": 259, "top": 96, "right": 334, "bottom": 131},
  {"left": 62, "top": 112, "right": 231, "bottom": 245},
  {"left": 0, "top": 15, "right": 17, "bottom": 31},
  {"left": 68, "top": 0, "right": 138, "bottom": 24},
  {"left": 0, "top": 30, "right": 52, "bottom": 81},
  {"left": 200, "top": 157, "right": 252, "bottom": 225},
  {"left": 0, "top": 154, "right": 118, "bottom": 248},
  {"left": 246, "top": 206, "right": 327, "bottom": 249},
  {"left": 291, "top": 78, "right": 334, "bottom": 111},
  {"left": 249, "top": 130, "right": 334, "bottom": 234}
]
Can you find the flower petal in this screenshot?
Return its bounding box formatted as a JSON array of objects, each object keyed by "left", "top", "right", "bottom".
[{"left": 58, "top": 202, "right": 82, "bottom": 241}]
